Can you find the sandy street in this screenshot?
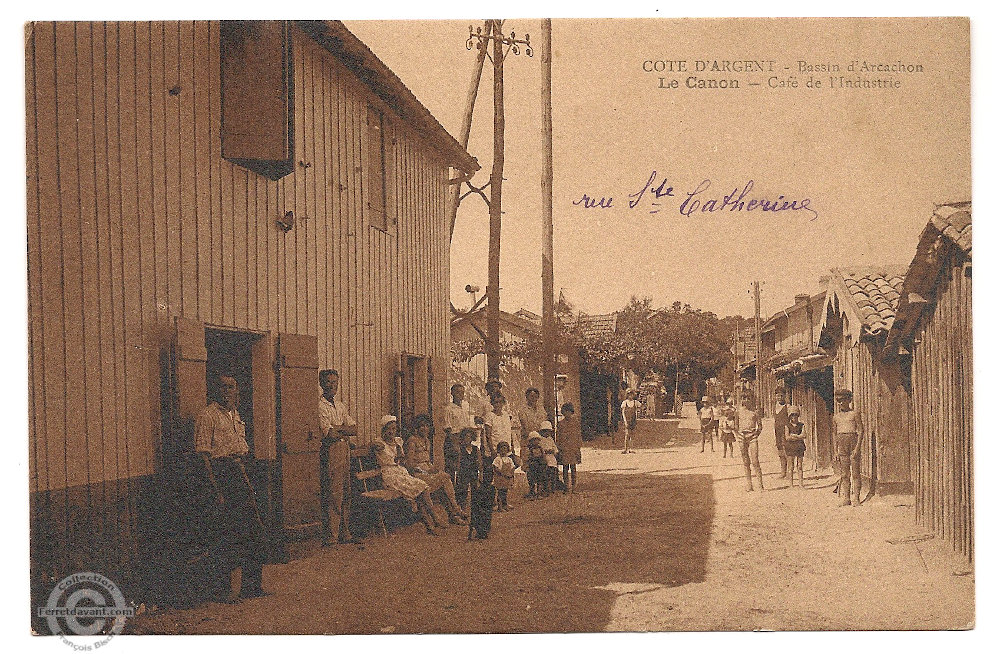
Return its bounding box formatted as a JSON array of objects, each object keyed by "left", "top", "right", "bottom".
[{"left": 129, "top": 409, "right": 973, "bottom": 634}]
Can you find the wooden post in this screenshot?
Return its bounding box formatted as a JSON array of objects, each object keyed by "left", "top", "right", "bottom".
[
  {"left": 448, "top": 21, "right": 489, "bottom": 241},
  {"left": 486, "top": 19, "right": 504, "bottom": 382},
  {"left": 754, "top": 282, "right": 762, "bottom": 410},
  {"left": 541, "top": 18, "right": 555, "bottom": 416}
]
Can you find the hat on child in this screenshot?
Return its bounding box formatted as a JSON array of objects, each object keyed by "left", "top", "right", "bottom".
[
  {"left": 379, "top": 415, "right": 398, "bottom": 428},
  {"left": 788, "top": 406, "right": 801, "bottom": 416},
  {"left": 539, "top": 420, "right": 554, "bottom": 431}
]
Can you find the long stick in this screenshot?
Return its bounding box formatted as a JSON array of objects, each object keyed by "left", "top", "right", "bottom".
[{"left": 448, "top": 21, "right": 489, "bottom": 241}]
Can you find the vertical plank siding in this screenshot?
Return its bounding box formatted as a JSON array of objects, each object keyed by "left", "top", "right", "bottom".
[
  {"left": 27, "top": 21, "right": 455, "bottom": 589},
  {"left": 910, "top": 247, "right": 973, "bottom": 561}
]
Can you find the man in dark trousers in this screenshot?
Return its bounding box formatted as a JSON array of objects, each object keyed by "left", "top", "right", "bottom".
[
  {"left": 773, "top": 389, "right": 790, "bottom": 479},
  {"left": 194, "top": 373, "right": 267, "bottom": 603},
  {"left": 319, "top": 369, "right": 359, "bottom": 545}
]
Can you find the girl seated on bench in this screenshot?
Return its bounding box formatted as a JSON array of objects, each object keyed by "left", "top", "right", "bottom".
[
  {"left": 404, "top": 414, "right": 468, "bottom": 525},
  {"left": 373, "top": 415, "right": 443, "bottom": 535}
]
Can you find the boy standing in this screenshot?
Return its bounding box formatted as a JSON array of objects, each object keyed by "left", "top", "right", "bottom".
[{"left": 784, "top": 407, "right": 806, "bottom": 488}]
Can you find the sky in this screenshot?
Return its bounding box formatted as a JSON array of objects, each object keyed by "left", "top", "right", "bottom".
[{"left": 345, "top": 17, "right": 970, "bottom": 320}]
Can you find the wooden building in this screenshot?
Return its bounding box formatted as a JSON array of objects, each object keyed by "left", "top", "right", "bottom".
[
  {"left": 819, "top": 268, "right": 912, "bottom": 495},
  {"left": 26, "top": 20, "right": 477, "bottom": 605},
  {"left": 884, "top": 202, "right": 972, "bottom": 560},
  {"left": 763, "top": 291, "right": 835, "bottom": 471}
]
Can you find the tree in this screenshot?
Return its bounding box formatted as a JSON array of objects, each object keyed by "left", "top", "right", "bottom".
[{"left": 576, "top": 297, "right": 744, "bottom": 395}]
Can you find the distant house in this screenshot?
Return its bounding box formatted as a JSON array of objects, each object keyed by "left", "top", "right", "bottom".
[
  {"left": 27, "top": 20, "right": 477, "bottom": 607},
  {"left": 885, "top": 202, "right": 972, "bottom": 560},
  {"left": 763, "top": 291, "right": 835, "bottom": 470},
  {"left": 450, "top": 307, "right": 582, "bottom": 429},
  {"left": 819, "top": 268, "right": 912, "bottom": 495}
]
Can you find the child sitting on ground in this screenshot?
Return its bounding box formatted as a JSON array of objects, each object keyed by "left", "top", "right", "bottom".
[
  {"left": 492, "top": 441, "right": 517, "bottom": 511},
  {"left": 784, "top": 406, "right": 806, "bottom": 488}
]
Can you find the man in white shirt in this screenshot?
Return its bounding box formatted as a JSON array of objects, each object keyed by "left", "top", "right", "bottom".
[
  {"left": 442, "top": 383, "right": 475, "bottom": 483},
  {"left": 194, "top": 374, "right": 266, "bottom": 602},
  {"left": 319, "top": 369, "right": 358, "bottom": 545}
]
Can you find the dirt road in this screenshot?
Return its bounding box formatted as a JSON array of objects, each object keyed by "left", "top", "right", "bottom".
[{"left": 130, "top": 409, "right": 973, "bottom": 633}]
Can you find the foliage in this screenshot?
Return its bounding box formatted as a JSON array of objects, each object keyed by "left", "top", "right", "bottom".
[{"left": 575, "top": 296, "right": 746, "bottom": 389}]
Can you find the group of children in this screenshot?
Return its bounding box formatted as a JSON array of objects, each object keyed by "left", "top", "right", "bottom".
[
  {"left": 451, "top": 402, "right": 581, "bottom": 518},
  {"left": 700, "top": 394, "right": 808, "bottom": 489}
]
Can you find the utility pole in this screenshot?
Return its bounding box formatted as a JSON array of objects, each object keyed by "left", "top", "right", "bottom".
[
  {"left": 753, "top": 282, "right": 762, "bottom": 410},
  {"left": 465, "top": 20, "right": 532, "bottom": 382},
  {"left": 486, "top": 18, "right": 505, "bottom": 382},
  {"left": 448, "top": 21, "right": 489, "bottom": 241},
  {"left": 541, "top": 18, "right": 555, "bottom": 416}
]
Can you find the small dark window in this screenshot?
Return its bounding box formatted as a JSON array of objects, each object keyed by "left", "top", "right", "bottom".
[{"left": 366, "top": 105, "right": 389, "bottom": 230}]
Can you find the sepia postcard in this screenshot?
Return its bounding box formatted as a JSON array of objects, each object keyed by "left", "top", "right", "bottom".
[{"left": 24, "top": 16, "right": 973, "bottom": 641}]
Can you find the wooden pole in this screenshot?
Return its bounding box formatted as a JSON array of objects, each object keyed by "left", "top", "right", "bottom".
[
  {"left": 486, "top": 19, "right": 504, "bottom": 382},
  {"left": 754, "top": 282, "right": 762, "bottom": 410},
  {"left": 541, "top": 18, "right": 555, "bottom": 416},
  {"left": 448, "top": 21, "right": 489, "bottom": 241}
]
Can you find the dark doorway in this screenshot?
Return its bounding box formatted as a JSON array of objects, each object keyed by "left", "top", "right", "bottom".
[{"left": 205, "top": 328, "right": 261, "bottom": 455}]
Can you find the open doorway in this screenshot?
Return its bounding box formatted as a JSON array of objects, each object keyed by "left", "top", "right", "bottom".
[{"left": 205, "top": 328, "right": 261, "bottom": 453}]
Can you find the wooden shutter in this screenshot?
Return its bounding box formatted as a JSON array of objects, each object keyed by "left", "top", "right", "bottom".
[
  {"left": 251, "top": 334, "right": 276, "bottom": 461},
  {"left": 276, "top": 333, "right": 320, "bottom": 530},
  {"left": 220, "top": 20, "right": 294, "bottom": 179},
  {"left": 172, "top": 317, "right": 207, "bottom": 454}
]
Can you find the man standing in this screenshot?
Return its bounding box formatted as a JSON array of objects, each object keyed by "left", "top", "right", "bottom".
[
  {"left": 621, "top": 389, "right": 640, "bottom": 454},
  {"left": 194, "top": 374, "right": 266, "bottom": 603},
  {"left": 442, "top": 383, "right": 475, "bottom": 484},
  {"left": 319, "top": 369, "right": 358, "bottom": 545},
  {"left": 833, "top": 389, "right": 863, "bottom": 507},
  {"left": 736, "top": 393, "right": 765, "bottom": 492},
  {"left": 774, "top": 389, "right": 790, "bottom": 479},
  {"left": 517, "top": 387, "right": 548, "bottom": 462}
]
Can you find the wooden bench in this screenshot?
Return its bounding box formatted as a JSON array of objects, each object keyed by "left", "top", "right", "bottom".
[{"left": 353, "top": 456, "right": 406, "bottom": 536}]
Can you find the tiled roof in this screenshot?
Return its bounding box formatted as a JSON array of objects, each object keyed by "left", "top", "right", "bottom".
[
  {"left": 929, "top": 201, "right": 972, "bottom": 255},
  {"left": 558, "top": 312, "right": 618, "bottom": 338},
  {"left": 834, "top": 267, "right": 906, "bottom": 334}
]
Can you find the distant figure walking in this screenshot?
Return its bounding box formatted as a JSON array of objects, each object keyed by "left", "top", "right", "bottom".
[
  {"left": 736, "top": 394, "right": 764, "bottom": 492},
  {"left": 833, "top": 389, "right": 863, "bottom": 506},
  {"left": 620, "top": 390, "right": 640, "bottom": 454}
]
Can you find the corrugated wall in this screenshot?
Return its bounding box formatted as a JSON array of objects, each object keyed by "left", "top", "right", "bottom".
[
  {"left": 911, "top": 247, "right": 973, "bottom": 561},
  {"left": 26, "top": 20, "right": 453, "bottom": 497}
]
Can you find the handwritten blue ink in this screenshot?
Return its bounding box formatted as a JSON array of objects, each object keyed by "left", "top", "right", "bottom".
[{"left": 572, "top": 193, "right": 614, "bottom": 209}]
